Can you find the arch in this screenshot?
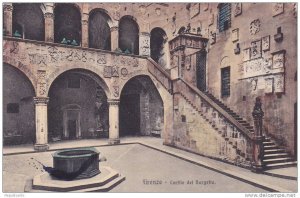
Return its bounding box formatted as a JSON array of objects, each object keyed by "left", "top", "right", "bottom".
[
  {"left": 119, "top": 75, "right": 164, "bottom": 137},
  {"left": 12, "top": 3, "right": 45, "bottom": 41},
  {"left": 88, "top": 8, "right": 112, "bottom": 50},
  {"left": 48, "top": 69, "right": 109, "bottom": 141},
  {"left": 220, "top": 56, "right": 230, "bottom": 68},
  {"left": 54, "top": 3, "right": 82, "bottom": 45},
  {"left": 3, "top": 63, "right": 36, "bottom": 145},
  {"left": 150, "top": 27, "right": 169, "bottom": 69},
  {"left": 119, "top": 15, "right": 139, "bottom": 55},
  {"left": 3, "top": 61, "right": 37, "bottom": 95},
  {"left": 46, "top": 67, "right": 110, "bottom": 97}
]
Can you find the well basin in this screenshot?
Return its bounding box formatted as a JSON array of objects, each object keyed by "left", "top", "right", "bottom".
[{"left": 52, "top": 147, "right": 100, "bottom": 180}]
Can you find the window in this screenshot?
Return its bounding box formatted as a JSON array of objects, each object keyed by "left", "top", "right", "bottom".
[
  {"left": 221, "top": 67, "right": 230, "bottom": 97},
  {"left": 68, "top": 76, "right": 80, "bottom": 88},
  {"left": 7, "top": 103, "right": 19, "bottom": 113},
  {"left": 218, "top": 3, "right": 231, "bottom": 32}
]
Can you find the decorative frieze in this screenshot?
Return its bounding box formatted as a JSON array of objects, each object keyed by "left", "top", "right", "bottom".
[
  {"left": 250, "top": 19, "right": 260, "bottom": 35},
  {"left": 250, "top": 40, "right": 262, "bottom": 60},
  {"left": 210, "top": 32, "right": 216, "bottom": 45},
  {"left": 262, "top": 36, "right": 270, "bottom": 51},
  {"left": 234, "top": 3, "right": 242, "bottom": 17},
  {"left": 265, "top": 78, "right": 274, "bottom": 93},
  {"left": 209, "top": 13, "right": 214, "bottom": 26},
  {"left": 273, "top": 3, "right": 284, "bottom": 17},
  {"left": 232, "top": 28, "right": 239, "bottom": 42},
  {"left": 272, "top": 50, "right": 285, "bottom": 70},
  {"left": 37, "top": 70, "right": 47, "bottom": 96},
  {"left": 243, "top": 48, "right": 251, "bottom": 62},
  {"left": 190, "top": 3, "right": 200, "bottom": 19}
]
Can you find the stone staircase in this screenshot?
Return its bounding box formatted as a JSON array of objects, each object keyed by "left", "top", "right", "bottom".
[
  {"left": 263, "top": 137, "right": 297, "bottom": 170},
  {"left": 203, "top": 91, "right": 297, "bottom": 170},
  {"left": 146, "top": 58, "right": 297, "bottom": 170},
  {"left": 204, "top": 91, "right": 255, "bottom": 134}
]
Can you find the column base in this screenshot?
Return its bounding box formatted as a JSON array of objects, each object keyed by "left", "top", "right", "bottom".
[
  {"left": 34, "top": 144, "right": 49, "bottom": 151},
  {"left": 251, "top": 164, "right": 264, "bottom": 173},
  {"left": 108, "top": 138, "right": 120, "bottom": 145}
]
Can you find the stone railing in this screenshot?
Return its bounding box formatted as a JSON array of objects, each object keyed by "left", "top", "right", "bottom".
[
  {"left": 173, "top": 78, "right": 255, "bottom": 161},
  {"left": 146, "top": 58, "right": 173, "bottom": 93}
]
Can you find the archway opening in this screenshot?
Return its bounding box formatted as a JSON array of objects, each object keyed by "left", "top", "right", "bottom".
[
  {"left": 48, "top": 69, "right": 109, "bottom": 141},
  {"left": 120, "top": 75, "right": 164, "bottom": 137},
  {"left": 150, "top": 27, "right": 168, "bottom": 68},
  {"left": 3, "top": 64, "right": 36, "bottom": 145},
  {"left": 12, "top": 3, "right": 45, "bottom": 41},
  {"left": 119, "top": 16, "right": 139, "bottom": 55},
  {"left": 89, "top": 9, "right": 111, "bottom": 50},
  {"left": 54, "top": 3, "right": 81, "bottom": 45}
]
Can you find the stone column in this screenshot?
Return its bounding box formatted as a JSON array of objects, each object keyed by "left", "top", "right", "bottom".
[
  {"left": 110, "top": 26, "right": 119, "bottom": 51},
  {"left": 108, "top": 99, "right": 120, "bottom": 144},
  {"left": 81, "top": 13, "right": 89, "bottom": 48},
  {"left": 3, "top": 3, "right": 13, "bottom": 36},
  {"left": 44, "top": 3, "right": 54, "bottom": 42},
  {"left": 251, "top": 97, "right": 264, "bottom": 172},
  {"left": 33, "top": 97, "right": 49, "bottom": 151},
  {"left": 139, "top": 32, "right": 151, "bottom": 56}
]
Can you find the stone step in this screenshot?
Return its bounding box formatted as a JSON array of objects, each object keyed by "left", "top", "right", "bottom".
[
  {"left": 263, "top": 157, "right": 293, "bottom": 164},
  {"left": 263, "top": 141, "right": 275, "bottom": 146},
  {"left": 263, "top": 153, "right": 289, "bottom": 159},
  {"left": 264, "top": 161, "right": 297, "bottom": 170},
  {"left": 264, "top": 149, "right": 285, "bottom": 154},
  {"left": 264, "top": 145, "right": 278, "bottom": 150}
]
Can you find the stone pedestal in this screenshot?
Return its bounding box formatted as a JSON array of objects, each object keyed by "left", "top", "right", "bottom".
[
  {"left": 110, "top": 26, "right": 119, "bottom": 51},
  {"left": 108, "top": 99, "right": 120, "bottom": 144},
  {"left": 34, "top": 97, "right": 49, "bottom": 151},
  {"left": 3, "top": 3, "right": 13, "bottom": 36},
  {"left": 251, "top": 97, "right": 265, "bottom": 172}
]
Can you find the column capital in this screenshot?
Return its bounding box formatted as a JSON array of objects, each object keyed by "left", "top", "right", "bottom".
[
  {"left": 82, "top": 20, "right": 89, "bottom": 26},
  {"left": 107, "top": 99, "right": 120, "bottom": 106},
  {"left": 34, "top": 97, "right": 49, "bottom": 104},
  {"left": 110, "top": 26, "right": 118, "bottom": 32},
  {"left": 44, "top": 12, "right": 54, "bottom": 19},
  {"left": 3, "top": 4, "right": 13, "bottom": 12},
  {"left": 140, "top": 32, "right": 150, "bottom": 37}
]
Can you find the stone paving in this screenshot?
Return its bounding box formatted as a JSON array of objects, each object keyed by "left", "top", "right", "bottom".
[
  {"left": 3, "top": 137, "right": 298, "bottom": 193},
  {"left": 4, "top": 144, "right": 267, "bottom": 193}
]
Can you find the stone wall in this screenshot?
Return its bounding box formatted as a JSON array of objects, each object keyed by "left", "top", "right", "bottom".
[
  {"left": 3, "top": 64, "right": 36, "bottom": 144},
  {"left": 201, "top": 3, "right": 297, "bottom": 155},
  {"left": 171, "top": 94, "right": 250, "bottom": 167}
]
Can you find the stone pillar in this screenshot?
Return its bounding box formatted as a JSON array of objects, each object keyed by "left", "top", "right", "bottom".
[
  {"left": 81, "top": 13, "right": 89, "bottom": 48},
  {"left": 3, "top": 3, "right": 13, "bottom": 36},
  {"left": 110, "top": 26, "right": 119, "bottom": 51},
  {"left": 108, "top": 99, "right": 120, "bottom": 144},
  {"left": 251, "top": 97, "right": 264, "bottom": 172},
  {"left": 44, "top": 3, "right": 54, "bottom": 42},
  {"left": 33, "top": 97, "right": 49, "bottom": 151},
  {"left": 139, "top": 32, "right": 150, "bottom": 56}
]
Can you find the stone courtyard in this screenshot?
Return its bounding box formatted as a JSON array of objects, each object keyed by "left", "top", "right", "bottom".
[
  {"left": 3, "top": 137, "right": 297, "bottom": 193},
  {"left": 2, "top": 2, "right": 298, "bottom": 194}
]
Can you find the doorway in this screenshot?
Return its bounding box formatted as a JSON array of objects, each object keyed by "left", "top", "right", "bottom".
[
  {"left": 68, "top": 120, "right": 77, "bottom": 139},
  {"left": 196, "top": 50, "right": 207, "bottom": 91},
  {"left": 120, "top": 94, "right": 140, "bottom": 136}
]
